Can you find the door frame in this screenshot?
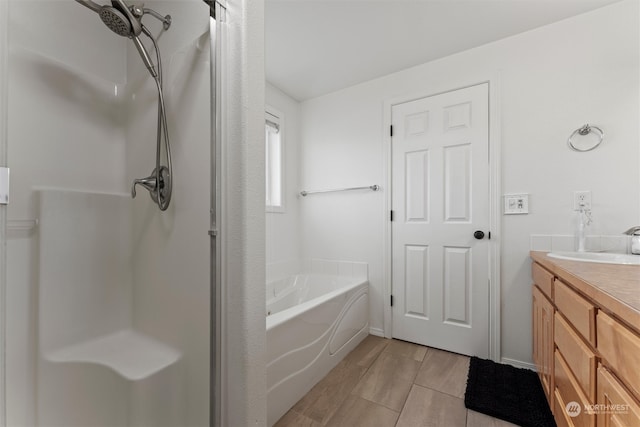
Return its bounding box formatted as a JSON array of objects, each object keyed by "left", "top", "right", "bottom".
[
  {"left": 381, "top": 75, "right": 502, "bottom": 362},
  {"left": 0, "top": 0, "right": 8, "bottom": 424}
]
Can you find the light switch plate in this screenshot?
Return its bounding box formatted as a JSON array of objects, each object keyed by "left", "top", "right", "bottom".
[
  {"left": 0, "top": 167, "right": 9, "bottom": 205},
  {"left": 504, "top": 193, "right": 528, "bottom": 214}
]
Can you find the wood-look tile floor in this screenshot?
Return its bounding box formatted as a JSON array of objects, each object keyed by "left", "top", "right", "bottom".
[{"left": 275, "top": 335, "right": 518, "bottom": 427}]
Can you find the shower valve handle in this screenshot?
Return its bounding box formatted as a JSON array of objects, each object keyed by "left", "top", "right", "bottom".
[
  {"left": 131, "top": 167, "right": 170, "bottom": 210},
  {"left": 131, "top": 175, "right": 157, "bottom": 198}
]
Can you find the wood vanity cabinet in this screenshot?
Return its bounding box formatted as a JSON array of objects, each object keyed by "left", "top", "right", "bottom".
[{"left": 531, "top": 255, "right": 640, "bottom": 427}]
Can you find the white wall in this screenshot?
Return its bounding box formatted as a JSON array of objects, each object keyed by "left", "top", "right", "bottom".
[
  {"left": 299, "top": 0, "right": 639, "bottom": 364},
  {"left": 221, "top": 0, "right": 267, "bottom": 424},
  {"left": 266, "top": 83, "right": 301, "bottom": 278}
]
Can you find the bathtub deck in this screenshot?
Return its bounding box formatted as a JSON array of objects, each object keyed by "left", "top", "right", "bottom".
[{"left": 274, "top": 335, "right": 517, "bottom": 427}]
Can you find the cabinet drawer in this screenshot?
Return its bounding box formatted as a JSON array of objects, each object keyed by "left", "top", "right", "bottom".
[
  {"left": 555, "top": 312, "right": 596, "bottom": 401},
  {"left": 555, "top": 350, "right": 595, "bottom": 427},
  {"left": 532, "top": 262, "right": 553, "bottom": 299},
  {"left": 597, "top": 364, "right": 640, "bottom": 427},
  {"left": 554, "top": 279, "right": 596, "bottom": 345},
  {"left": 554, "top": 387, "right": 575, "bottom": 427},
  {"left": 597, "top": 311, "right": 640, "bottom": 400}
]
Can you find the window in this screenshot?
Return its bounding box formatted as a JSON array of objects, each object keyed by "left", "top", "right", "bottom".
[{"left": 265, "top": 108, "right": 284, "bottom": 212}]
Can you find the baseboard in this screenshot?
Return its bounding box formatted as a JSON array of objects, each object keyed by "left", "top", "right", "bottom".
[
  {"left": 369, "top": 327, "right": 384, "bottom": 337},
  {"left": 501, "top": 357, "right": 536, "bottom": 371}
]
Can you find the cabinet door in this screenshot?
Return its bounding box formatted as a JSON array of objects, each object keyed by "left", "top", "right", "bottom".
[
  {"left": 597, "top": 365, "right": 640, "bottom": 427},
  {"left": 533, "top": 285, "right": 554, "bottom": 407},
  {"left": 533, "top": 287, "right": 542, "bottom": 371},
  {"left": 597, "top": 311, "right": 640, "bottom": 400}
]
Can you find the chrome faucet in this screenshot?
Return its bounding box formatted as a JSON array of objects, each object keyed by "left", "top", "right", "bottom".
[
  {"left": 131, "top": 175, "right": 157, "bottom": 198},
  {"left": 131, "top": 166, "right": 171, "bottom": 210},
  {"left": 623, "top": 226, "right": 640, "bottom": 255}
]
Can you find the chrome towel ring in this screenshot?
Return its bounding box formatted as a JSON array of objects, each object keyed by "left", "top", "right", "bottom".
[{"left": 567, "top": 124, "right": 604, "bottom": 152}]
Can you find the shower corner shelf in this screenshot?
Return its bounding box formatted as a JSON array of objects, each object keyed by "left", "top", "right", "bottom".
[{"left": 44, "top": 329, "right": 181, "bottom": 381}]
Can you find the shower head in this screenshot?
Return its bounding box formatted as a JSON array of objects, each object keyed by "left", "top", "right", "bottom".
[
  {"left": 104, "top": 0, "right": 142, "bottom": 37},
  {"left": 99, "top": 7, "right": 132, "bottom": 37},
  {"left": 75, "top": 0, "right": 142, "bottom": 37},
  {"left": 74, "top": 0, "right": 157, "bottom": 78}
]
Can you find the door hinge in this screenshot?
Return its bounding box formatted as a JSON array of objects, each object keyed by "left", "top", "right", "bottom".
[
  {"left": 390, "top": 125, "right": 393, "bottom": 137},
  {"left": 390, "top": 210, "right": 394, "bottom": 221},
  {"left": 390, "top": 295, "right": 394, "bottom": 307}
]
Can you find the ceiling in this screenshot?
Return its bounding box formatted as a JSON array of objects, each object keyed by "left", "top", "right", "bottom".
[{"left": 266, "top": 0, "right": 624, "bottom": 101}]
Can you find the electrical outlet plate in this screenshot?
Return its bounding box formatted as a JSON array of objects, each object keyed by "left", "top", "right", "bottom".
[
  {"left": 574, "top": 190, "right": 591, "bottom": 211},
  {"left": 504, "top": 193, "right": 529, "bottom": 215}
]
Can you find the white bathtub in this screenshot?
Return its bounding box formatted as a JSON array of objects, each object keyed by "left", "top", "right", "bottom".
[{"left": 266, "top": 274, "right": 369, "bottom": 426}]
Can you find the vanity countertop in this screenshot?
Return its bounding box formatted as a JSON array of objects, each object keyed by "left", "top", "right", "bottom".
[{"left": 530, "top": 251, "right": 640, "bottom": 331}]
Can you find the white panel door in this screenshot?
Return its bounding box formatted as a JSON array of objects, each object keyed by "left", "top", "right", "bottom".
[{"left": 391, "top": 83, "right": 489, "bottom": 357}]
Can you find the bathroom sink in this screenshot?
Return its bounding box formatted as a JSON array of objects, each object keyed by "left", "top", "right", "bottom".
[{"left": 548, "top": 251, "right": 640, "bottom": 265}]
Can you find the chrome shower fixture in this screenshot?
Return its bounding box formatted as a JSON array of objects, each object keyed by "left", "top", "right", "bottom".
[
  {"left": 75, "top": 0, "right": 174, "bottom": 211},
  {"left": 129, "top": 4, "right": 172, "bottom": 30},
  {"left": 75, "top": 0, "right": 171, "bottom": 78}
]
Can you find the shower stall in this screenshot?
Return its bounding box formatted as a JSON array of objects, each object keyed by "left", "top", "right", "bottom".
[{"left": 0, "top": 0, "right": 229, "bottom": 425}]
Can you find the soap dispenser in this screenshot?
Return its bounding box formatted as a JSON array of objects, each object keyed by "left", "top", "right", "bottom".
[{"left": 623, "top": 226, "right": 640, "bottom": 255}]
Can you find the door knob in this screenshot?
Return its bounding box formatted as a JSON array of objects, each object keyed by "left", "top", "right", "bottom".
[{"left": 474, "top": 230, "right": 485, "bottom": 240}]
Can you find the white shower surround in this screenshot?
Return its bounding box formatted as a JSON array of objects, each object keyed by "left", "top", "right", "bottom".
[{"left": 3, "top": 0, "right": 214, "bottom": 425}]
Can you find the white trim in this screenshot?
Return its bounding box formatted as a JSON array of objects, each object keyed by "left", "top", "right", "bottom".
[
  {"left": 501, "top": 357, "right": 536, "bottom": 371},
  {"left": 381, "top": 97, "right": 393, "bottom": 339},
  {"left": 368, "top": 327, "right": 384, "bottom": 337},
  {"left": 265, "top": 105, "right": 286, "bottom": 214},
  {"left": 0, "top": 0, "right": 8, "bottom": 423},
  {"left": 488, "top": 73, "right": 502, "bottom": 363},
  {"left": 381, "top": 75, "right": 502, "bottom": 360}
]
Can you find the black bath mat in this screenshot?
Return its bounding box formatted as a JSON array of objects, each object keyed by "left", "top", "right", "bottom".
[{"left": 464, "top": 357, "right": 556, "bottom": 427}]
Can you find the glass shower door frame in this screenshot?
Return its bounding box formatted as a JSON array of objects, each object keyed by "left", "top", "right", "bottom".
[
  {"left": 0, "top": 2, "right": 222, "bottom": 425},
  {"left": 209, "top": 3, "right": 224, "bottom": 426},
  {"left": 0, "top": 1, "right": 9, "bottom": 424}
]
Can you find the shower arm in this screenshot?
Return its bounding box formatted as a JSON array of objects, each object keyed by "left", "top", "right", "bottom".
[{"left": 130, "top": 6, "right": 172, "bottom": 30}]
